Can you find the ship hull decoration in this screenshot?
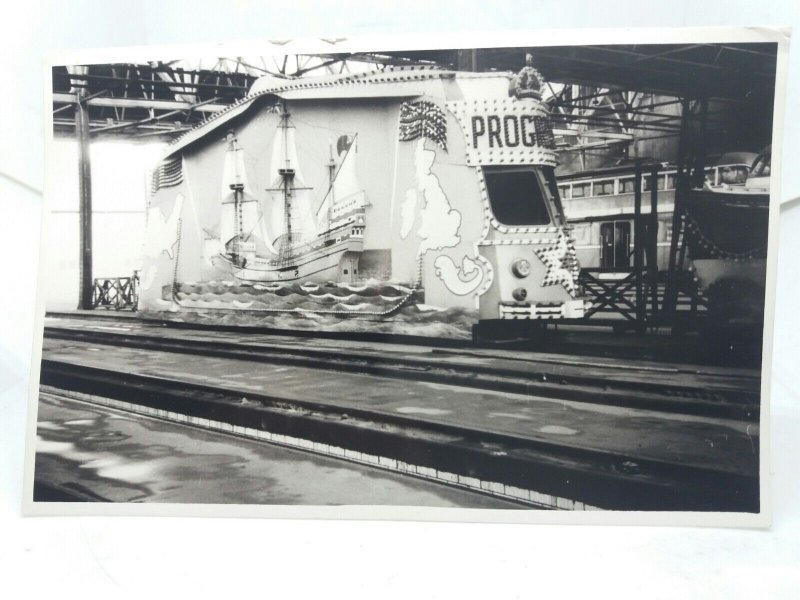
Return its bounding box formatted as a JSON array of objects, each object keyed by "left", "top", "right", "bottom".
[{"left": 141, "top": 65, "right": 586, "bottom": 322}]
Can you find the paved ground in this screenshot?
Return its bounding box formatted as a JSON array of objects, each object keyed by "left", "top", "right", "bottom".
[
  {"left": 35, "top": 393, "right": 520, "bottom": 507},
  {"left": 45, "top": 315, "right": 762, "bottom": 395},
  {"left": 40, "top": 336, "right": 760, "bottom": 478}
]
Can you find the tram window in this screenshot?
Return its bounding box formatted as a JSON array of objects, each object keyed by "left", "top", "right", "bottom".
[
  {"left": 643, "top": 176, "right": 665, "bottom": 191},
  {"left": 666, "top": 174, "right": 676, "bottom": 189},
  {"left": 542, "top": 167, "right": 565, "bottom": 222},
  {"left": 595, "top": 180, "right": 614, "bottom": 196},
  {"left": 558, "top": 185, "right": 570, "bottom": 199},
  {"left": 619, "top": 178, "right": 636, "bottom": 194},
  {"left": 571, "top": 183, "right": 589, "bottom": 198},
  {"left": 483, "top": 167, "right": 551, "bottom": 225}
]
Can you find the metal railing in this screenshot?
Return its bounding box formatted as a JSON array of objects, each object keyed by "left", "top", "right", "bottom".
[{"left": 91, "top": 275, "right": 138, "bottom": 311}]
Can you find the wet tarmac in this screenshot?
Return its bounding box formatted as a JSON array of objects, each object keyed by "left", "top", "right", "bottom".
[{"left": 35, "top": 393, "right": 520, "bottom": 508}]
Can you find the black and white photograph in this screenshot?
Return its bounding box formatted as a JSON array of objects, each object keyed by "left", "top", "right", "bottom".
[{"left": 23, "top": 29, "right": 786, "bottom": 521}]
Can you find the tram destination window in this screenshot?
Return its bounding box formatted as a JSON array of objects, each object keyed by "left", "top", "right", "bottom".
[{"left": 484, "top": 167, "right": 551, "bottom": 225}]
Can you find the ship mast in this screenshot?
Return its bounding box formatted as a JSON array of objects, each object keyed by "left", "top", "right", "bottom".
[
  {"left": 277, "top": 102, "right": 296, "bottom": 264},
  {"left": 265, "top": 101, "right": 314, "bottom": 265},
  {"left": 225, "top": 130, "right": 245, "bottom": 265},
  {"left": 316, "top": 133, "right": 360, "bottom": 234},
  {"left": 326, "top": 138, "right": 335, "bottom": 232}
]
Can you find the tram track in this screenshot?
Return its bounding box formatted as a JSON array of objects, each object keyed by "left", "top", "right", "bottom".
[
  {"left": 43, "top": 323, "right": 761, "bottom": 421},
  {"left": 38, "top": 359, "right": 759, "bottom": 511},
  {"left": 45, "top": 310, "right": 765, "bottom": 368}
]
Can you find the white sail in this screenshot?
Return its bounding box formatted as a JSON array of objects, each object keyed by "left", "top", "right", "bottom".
[
  {"left": 267, "top": 110, "right": 317, "bottom": 246},
  {"left": 255, "top": 211, "right": 278, "bottom": 256},
  {"left": 269, "top": 121, "right": 306, "bottom": 183},
  {"left": 220, "top": 135, "right": 242, "bottom": 249},
  {"left": 220, "top": 132, "right": 278, "bottom": 256},
  {"left": 267, "top": 180, "right": 286, "bottom": 247},
  {"left": 293, "top": 187, "right": 318, "bottom": 244},
  {"left": 316, "top": 135, "right": 367, "bottom": 233}
]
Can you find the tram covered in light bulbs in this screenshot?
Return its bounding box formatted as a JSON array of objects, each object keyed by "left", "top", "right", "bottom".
[{"left": 139, "top": 61, "right": 589, "bottom": 329}]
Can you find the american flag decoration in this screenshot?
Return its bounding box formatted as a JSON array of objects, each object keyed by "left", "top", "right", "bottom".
[
  {"left": 398, "top": 101, "right": 448, "bottom": 151},
  {"left": 534, "top": 230, "right": 580, "bottom": 297},
  {"left": 150, "top": 157, "right": 183, "bottom": 194}
]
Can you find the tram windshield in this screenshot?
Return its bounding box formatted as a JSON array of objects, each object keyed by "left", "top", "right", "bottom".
[{"left": 483, "top": 167, "right": 555, "bottom": 226}]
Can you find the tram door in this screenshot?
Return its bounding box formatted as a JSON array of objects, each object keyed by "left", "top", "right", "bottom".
[{"left": 600, "top": 221, "right": 631, "bottom": 269}]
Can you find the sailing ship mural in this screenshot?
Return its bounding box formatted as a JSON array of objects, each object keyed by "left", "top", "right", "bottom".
[
  {"left": 140, "top": 60, "right": 587, "bottom": 336},
  {"left": 212, "top": 106, "right": 367, "bottom": 283}
]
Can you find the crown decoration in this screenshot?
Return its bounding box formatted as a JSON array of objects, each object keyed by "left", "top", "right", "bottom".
[{"left": 512, "top": 53, "right": 544, "bottom": 100}]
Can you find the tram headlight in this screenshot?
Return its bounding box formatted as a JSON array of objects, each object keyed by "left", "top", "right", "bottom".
[
  {"left": 512, "top": 287, "right": 528, "bottom": 302},
  {"left": 511, "top": 258, "right": 531, "bottom": 278}
]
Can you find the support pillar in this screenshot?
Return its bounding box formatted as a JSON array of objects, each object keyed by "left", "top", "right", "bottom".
[
  {"left": 664, "top": 98, "right": 692, "bottom": 318},
  {"left": 634, "top": 162, "right": 645, "bottom": 330},
  {"left": 76, "top": 93, "right": 93, "bottom": 309},
  {"left": 649, "top": 164, "right": 659, "bottom": 314}
]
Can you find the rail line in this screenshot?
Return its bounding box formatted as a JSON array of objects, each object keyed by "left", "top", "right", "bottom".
[
  {"left": 38, "top": 359, "right": 759, "bottom": 511},
  {"left": 43, "top": 323, "right": 760, "bottom": 420},
  {"left": 45, "top": 310, "right": 762, "bottom": 367}
]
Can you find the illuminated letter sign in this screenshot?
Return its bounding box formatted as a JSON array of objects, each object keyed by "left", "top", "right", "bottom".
[{"left": 447, "top": 98, "right": 557, "bottom": 167}]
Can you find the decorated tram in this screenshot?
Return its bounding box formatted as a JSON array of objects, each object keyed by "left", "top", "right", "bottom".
[{"left": 140, "top": 59, "right": 588, "bottom": 330}]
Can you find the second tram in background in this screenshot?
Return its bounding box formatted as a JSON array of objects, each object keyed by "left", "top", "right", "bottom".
[
  {"left": 558, "top": 149, "right": 770, "bottom": 331},
  {"left": 556, "top": 153, "right": 758, "bottom": 271}
]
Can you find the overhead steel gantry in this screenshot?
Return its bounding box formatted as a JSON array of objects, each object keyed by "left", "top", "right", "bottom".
[
  {"left": 54, "top": 55, "right": 378, "bottom": 308},
  {"left": 53, "top": 43, "right": 777, "bottom": 311},
  {"left": 52, "top": 55, "right": 377, "bottom": 141},
  {"left": 325, "top": 43, "right": 777, "bottom": 166}
]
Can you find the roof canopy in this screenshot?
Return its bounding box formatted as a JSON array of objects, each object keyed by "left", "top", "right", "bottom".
[{"left": 341, "top": 43, "right": 778, "bottom": 102}]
